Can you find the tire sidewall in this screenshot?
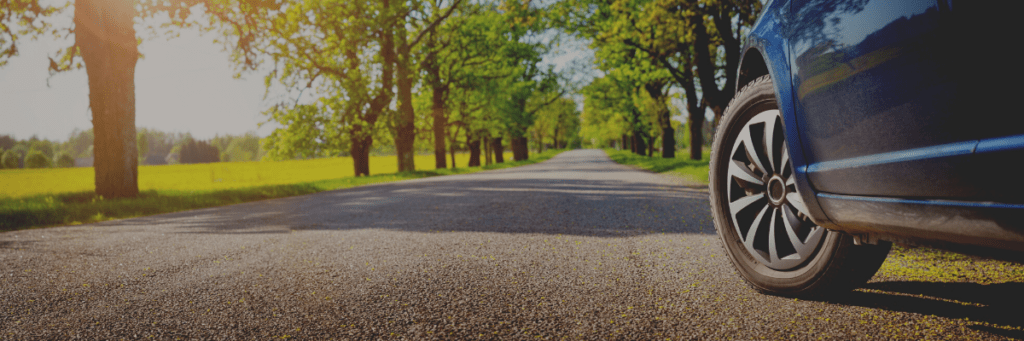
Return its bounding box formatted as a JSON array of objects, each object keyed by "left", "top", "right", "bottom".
[{"left": 710, "top": 76, "right": 844, "bottom": 295}]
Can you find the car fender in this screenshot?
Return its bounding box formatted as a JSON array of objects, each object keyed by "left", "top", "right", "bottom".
[{"left": 736, "top": 0, "right": 839, "bottom": 229}]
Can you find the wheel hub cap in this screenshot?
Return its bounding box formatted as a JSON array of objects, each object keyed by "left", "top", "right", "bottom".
[
  {"left": 724, "top": 110, "right": 826, "bottom": 270},
  {"left": 767, "top": 176, "right": 785, "bottom": 205}
]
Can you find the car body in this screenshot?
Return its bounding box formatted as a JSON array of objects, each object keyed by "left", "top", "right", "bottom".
[{"left": 734, "top": 0, "right": 1022, "bottom": 254}]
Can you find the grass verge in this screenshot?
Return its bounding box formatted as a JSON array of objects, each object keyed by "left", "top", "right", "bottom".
[
  {"left": 603, "top": 148, "right": 712, "bottom": 184},
  {"left": 0, "top": 150, "right": 563, "bottom": 232}
]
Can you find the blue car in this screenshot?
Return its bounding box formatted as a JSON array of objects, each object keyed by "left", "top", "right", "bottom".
[{"left": 710, "top": 0, "right": 1020, "bottom": 297}]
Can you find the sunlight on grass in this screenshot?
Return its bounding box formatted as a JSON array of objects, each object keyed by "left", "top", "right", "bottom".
[
  {"left": 603, "top": 148, "right": 711, "bottom": 184},
  {"left": 0, "top": 153, "right": 505, "bottom": 198},
  {"left": 0, "top": 151, "right": 555, "bottom": 231},
  {"left": 875, "top": 245, "right": 1024, "bottom": 284}
]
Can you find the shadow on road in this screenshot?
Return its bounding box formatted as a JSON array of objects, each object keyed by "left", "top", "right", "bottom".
[
  {"left": 97, "top": 175, "right": 716, "bottom": 238},
  {"left": 830, "top": 281, "right": 1024, "bottom": 339}
]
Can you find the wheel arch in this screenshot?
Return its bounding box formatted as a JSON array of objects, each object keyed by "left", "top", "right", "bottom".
[
  {"left": 737, "top": 49, "right": 770, "bottom": 95},
  {"left": 739, "top": 11, "right": 839, "bottom": 229}
]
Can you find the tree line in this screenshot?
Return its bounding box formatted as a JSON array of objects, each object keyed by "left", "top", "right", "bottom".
[
  {"left": 0, "top": 134, "right": 75, "bottom": 169},
  {"left": 0, "top": 130, "right": 265, "bottom": 169},
  {"left": 564, "top": 0, "right": 761, "bottom": 159},
  {"left": 2, "top": 0, "right": 756, "bottom": 197}
]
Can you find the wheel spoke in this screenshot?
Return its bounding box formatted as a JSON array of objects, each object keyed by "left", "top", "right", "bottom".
[
  {"left": 729, "top": 193, "right": 765, "bottom": 215},
  {"left": 738, "top": 126, "right": 769, "bottom": 175},
  {"left": 803, "top": 226, "right": 825, "bottom": 254},
  {"left": 743, "top": 205, "right": 772, "bottom": 263},
  {"left": 765, "top": 115, "right": 778, "bottom": 174},
  {"left": 744, "top": 204, "right": 771, "bottom": 245},
  {"left": 729, "top": 159, "right": 764, "bottom": 186},
  {"left": 768, "top": 208, "right": 780, "bottom": 263},
  {"left": 786, "top": 192, "right": 810, "bottom": 216},
  {"left": 782, "top": 205, "right": 812, "bottom": 256}
]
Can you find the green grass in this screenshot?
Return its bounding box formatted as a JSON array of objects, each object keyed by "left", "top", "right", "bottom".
[
  {"left": 875, "top": 244, "right": 1024, "bottom": 284},
  {"left": 603, "top": 148, "right": 712, "bottom": 184},
  {"left": 0, "top": 152, "right": 512, "bottom": 198},
  {"left": 0, "top": 150, "right": 563, "bottom": 231}
]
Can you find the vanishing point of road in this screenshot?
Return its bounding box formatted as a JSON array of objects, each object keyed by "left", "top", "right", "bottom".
[{"left": 1, "top": 150, "right": 1020, "bottom": 339}]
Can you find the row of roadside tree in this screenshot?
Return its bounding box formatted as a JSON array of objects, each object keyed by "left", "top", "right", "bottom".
[{"left": 1, "top": 0, "right": 757, "bottom": 197}]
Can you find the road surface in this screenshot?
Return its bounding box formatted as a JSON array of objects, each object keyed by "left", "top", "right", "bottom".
[{"left": 1, "top": 149, "right": 1021, "bottom": 339}]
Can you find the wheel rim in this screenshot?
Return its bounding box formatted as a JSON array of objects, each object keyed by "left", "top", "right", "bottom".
[{"left": 726, "top": 110, "right": 824, "bottom": 270}]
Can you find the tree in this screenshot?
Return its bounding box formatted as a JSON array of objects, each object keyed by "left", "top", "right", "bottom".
[
  {"left": 137, "top": 132, "right": 149, "bottom": 163},
  {"left": 2, "top": 0, "right": 262, "bottom": 197},
  {"left": 561, "top": 0, "right": 675, "bottom": 158},
  {"left": 1, "top": 150, "right": 19, "bottom": 169},
  {"left": 179, "top": 138, "right": 220, "bottom": 164},
  {"left": 25, "top": 150, "right": 51, "bottom": 168},
  {"left": 55, "top": 152, "right": 76, "bottom": 168},
  {"left": 0, "top": 135, "right": 14, "bottom": 151},
  {"left": 28, "top": 140, "right": 54, "bottom": 160},
  {"left": 658, "top": 0, "right": 760, "bottom": 123},
  {"left": 420, "top": 2, "right": 495, "bottom": 169},
  {"left": 530, "top": 96, "right": 580, "bottom": 151},
  {"left": 212, "top": 0, "right": 397, "bottom": 175},
  {"left": 492, "top": 0, "right": 569, "bottom": 162},
  {"left": 217, "top": 132, "right": 262, "bottom": 162},
  {"left": 64, "top": 129, "right": 94, "bottom": 159},
  {"left": 559, "top": 0, "right": 760, "bottom": 160},
  {"left": 390, "top": 0, "right": 464, "bottom": 172}
]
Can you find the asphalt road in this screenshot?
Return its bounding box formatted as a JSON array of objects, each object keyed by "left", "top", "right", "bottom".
[{"left": 1, "top": 149, "right": 1021, "bottom": 340}]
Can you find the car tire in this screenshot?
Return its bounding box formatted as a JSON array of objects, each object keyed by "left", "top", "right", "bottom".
[{"left": 709, "top": 75, "right": 892, "bottom": 298}]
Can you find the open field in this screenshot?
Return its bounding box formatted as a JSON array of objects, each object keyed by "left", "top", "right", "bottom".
[
  {"left": 0, "top": 153, "right": 507, "bottom": 198},
  {"left": 0, "top": 151, "right": 555, "bottom": 231},
  {"left": 604, "top": 148, "right": 712, "bottom": 184}
]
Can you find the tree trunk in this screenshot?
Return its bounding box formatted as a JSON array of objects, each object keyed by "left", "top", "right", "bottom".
[
  {"left": 693, "top": 18, "right": 739, "bottom": 130},
  {"left": 648, "top": 136, "right": 654, "bottom": 157},
  {"left": 633, "top": 129, "right": 647, "bottom": 156},
  {"left": 662, "top": 123, "right": 675, "bottom": 158},
  {"left": 350, "top": 134, "right": 372, "bottom": 176},
  {"left": 483, "top": 135, "right": 492, "bottom": 165},
  {"left": 394, "top": 29, "right": 416, "bottom": 172},
  {"left": 76, "top": 0, "right": 139, "bottom": 198},
  {"left": 644, "top": 82, "right": 674, "bottom": 159},
  {"left": 427, "top": 59, "right": 447, "bottom": 169},
  {"left": 449, "top": 135, "right": 456, "bottom": 168},
  {"left": 622, "top": 134, "right": 630, "bottom": 151},
  {"left": 432, "top": 93, "right": 447, "bottom": 169},
  {"left": 492, "top": 137, "right": 504, "bottom": 163},
  {"left": 689, "top": 115, "right": 704, "bottom": 160},
  {"left": 467, "top": 135, "right": 481, "bottom": 167},
  {"left": 512, "top": 136, "right": 528, "bottom": 161},
  {"left": 553, "top": 127, "right": 560, "bottom": 150}
]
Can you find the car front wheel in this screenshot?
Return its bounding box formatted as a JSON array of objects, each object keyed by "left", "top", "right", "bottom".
[{"left": 709, "top": 75, "right": 892, "bottom": 298}]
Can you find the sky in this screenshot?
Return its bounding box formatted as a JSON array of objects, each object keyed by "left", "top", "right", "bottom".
[
  {"left": 0, "top": 23, "right": 601, "bottom": 143},
  {"left": 0, "top": 20, "right": 282, "bottom": 142}
]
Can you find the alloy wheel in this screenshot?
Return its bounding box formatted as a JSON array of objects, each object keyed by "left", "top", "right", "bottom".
[{"left": 726, "top": 110, "right": 824, "bottom": 270}]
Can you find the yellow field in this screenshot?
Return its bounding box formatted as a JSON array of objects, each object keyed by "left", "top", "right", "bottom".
[{"left": 0, "top": 153, "right": 511, "bottom": 198}]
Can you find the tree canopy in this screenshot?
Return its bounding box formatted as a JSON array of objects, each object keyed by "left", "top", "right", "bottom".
[{"left": 1, "top": 0, "right": 762, "bottom": 189}]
